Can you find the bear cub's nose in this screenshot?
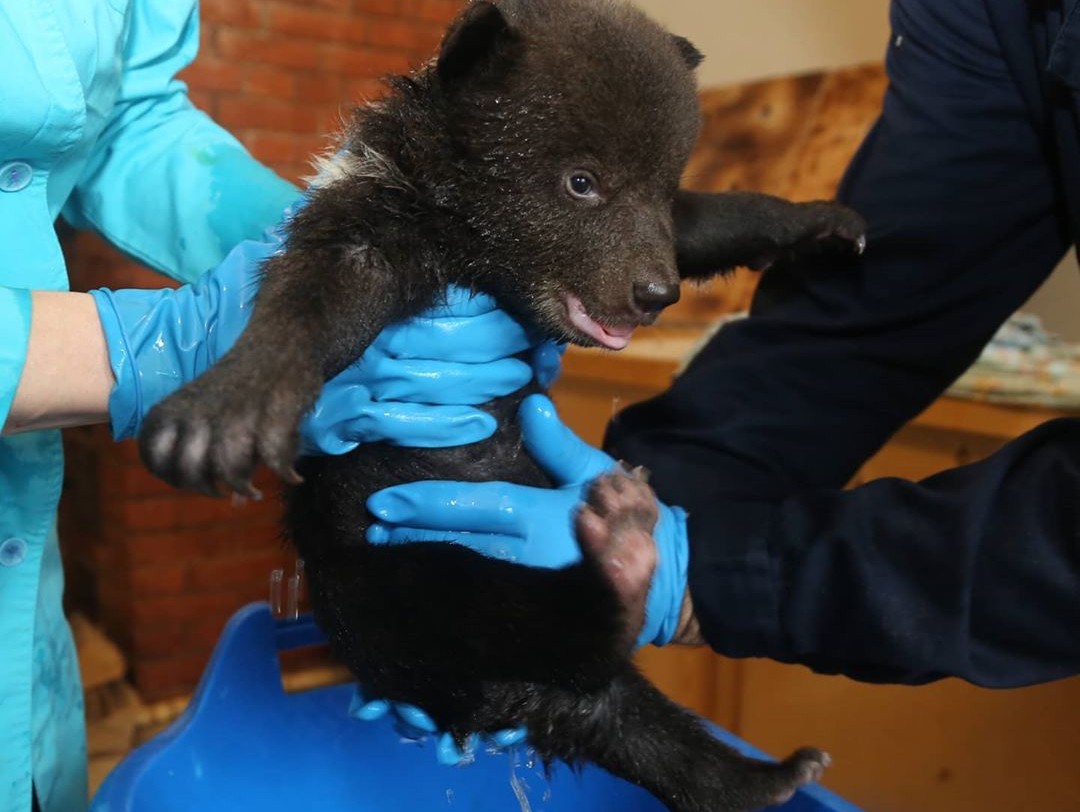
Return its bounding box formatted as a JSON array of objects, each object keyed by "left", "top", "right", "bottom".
[{"left": 633, "top": 281, "right": 681, "bottom": 311}]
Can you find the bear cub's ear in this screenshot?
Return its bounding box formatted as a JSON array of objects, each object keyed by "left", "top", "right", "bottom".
[
  {"left": 672, "top": 35, "right": 704, "bottom": 69},
  {"left": 438, "top": 2, "right": 518, "bottom": 84}
]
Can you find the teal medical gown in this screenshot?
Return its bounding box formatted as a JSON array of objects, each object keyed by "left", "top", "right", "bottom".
[{"left": 0, "top": 2, "right": 296, "bottom": 810}]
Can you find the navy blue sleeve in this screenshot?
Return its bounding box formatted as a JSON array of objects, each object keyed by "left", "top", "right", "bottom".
[{"left": 605, "top": 0, "right": 1078, "bottom": 687}]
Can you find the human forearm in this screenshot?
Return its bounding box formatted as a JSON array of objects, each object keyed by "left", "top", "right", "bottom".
[
  {"left": 4, "top": 292, "right": 114, "bottom": 434},
  {"left": 667, "top": 418, "right": 1080, "bottom": 688}
]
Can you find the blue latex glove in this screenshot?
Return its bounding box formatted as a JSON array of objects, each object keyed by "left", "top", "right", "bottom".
[
  {"left": 91, "top": 215, "right": 554, "bottom": 448},
  {"left": 367, "top": 394, "right": 690, "bottom": 649},
  {"left": 531, "top": 340, "right": 566, "bottom": 390},
  {"left": 298, "top": 291, "right": 550, "bottom": 456},
  {"left": 357, "top": 395, "right": 688, "bottom": 764},
  {"left": 347, "top": 686, "right": 526, "bottom": 765}
]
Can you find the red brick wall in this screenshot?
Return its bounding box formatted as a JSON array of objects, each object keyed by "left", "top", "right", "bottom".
[
  {"left": 188, "top": 0, "right": 462, "bottom": 184},
  {"left": 60, "top": 0, "right": 464, "bottom": 702}
]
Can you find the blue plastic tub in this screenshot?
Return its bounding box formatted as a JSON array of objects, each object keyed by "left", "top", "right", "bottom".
[{"left": 90, "top": 603, "right": 863, "bottom": 812}]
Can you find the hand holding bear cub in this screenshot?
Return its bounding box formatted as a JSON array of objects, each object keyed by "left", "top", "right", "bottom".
[{"left": 367, "top": 393, "right": 692, "bottom": 650}]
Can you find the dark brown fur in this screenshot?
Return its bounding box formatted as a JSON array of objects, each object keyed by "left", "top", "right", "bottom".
[{"left": 138, "top": 2, "right": 864, "bottom": 809}]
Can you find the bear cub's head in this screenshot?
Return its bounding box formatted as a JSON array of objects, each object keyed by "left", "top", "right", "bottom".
[{"left": 416, "top": 0, "right": 704, "bottom": 349}]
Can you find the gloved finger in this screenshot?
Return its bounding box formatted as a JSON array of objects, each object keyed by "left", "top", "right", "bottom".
[
  {"left": 393, "top": 702, "right": 439, "bottom": 734},
  {"left": 532, "top": 341, "right": 566, "bottom": 389},
  {"left": 519, "top": 394, "right": 616, "bottom": 486},
  {"left": 366, "top": 523, "right": 461, "bottom": 544},
  {"left": 490, "top": 727, "right": 528, "bottom": 747},
  {"left": 347, "top": 685, "right": 391, "bottom": 721},
  {"left": 362, "top": 358, "right": 534, "bottom": 404},
  {"left": 636, "top": 505, "right": 689, "bottom": 649},
  {"left": 302, "top": 400, "right": 498, "bottom": 456},
  {"left": 366, "top": 524, "right": 521, "bottom": 559},
  {"left": 436, "top": 732, "right": 479, "bottom": 766},
  {"left": 367, "top": 481, "right": 533, "bottom": 535},
  {"left": 349, "top": 698, "right": 391, "bottom": 721},
  {"left": 373, "top": 311, "right": 534, "bottom": 363},
  {"left": 361, "top": 403, "right": 500, "bottom": 447},
  {"left": 368, "top": 523, "right": 581, "bottom": 569}
]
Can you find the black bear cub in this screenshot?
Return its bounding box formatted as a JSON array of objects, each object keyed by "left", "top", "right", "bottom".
[{"left": 139, "top": 1, "right": 865, "bottom": 810}]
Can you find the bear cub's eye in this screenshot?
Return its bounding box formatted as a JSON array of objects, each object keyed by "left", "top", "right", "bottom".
[{"left": 565, "top": 171, "right": 600, "bottom": 201}]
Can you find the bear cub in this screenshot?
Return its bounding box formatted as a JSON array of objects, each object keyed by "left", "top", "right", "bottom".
[{"left": 139, "top": 2, "right": 865, "bottom": 810}]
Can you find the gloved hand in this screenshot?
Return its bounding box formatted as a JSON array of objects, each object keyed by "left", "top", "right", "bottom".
[
  {"left": 347, "top": 686, "right": 527, "bottom": 765},
  {"left": 298, "top": 291, "right": 554, "bottom": 456},
  {"left": 358, "top": 395, "right": 688, "bottom": 764},
  {"left": 91, "top": 210, "right": 556, "bottom": 448},
  {"left": 367, "top": 394, "right": 688, "bottom": 649}
]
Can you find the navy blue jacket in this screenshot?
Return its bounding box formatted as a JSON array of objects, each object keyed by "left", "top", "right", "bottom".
[{"left": 606, "top": 0, "right": 1080, "bottom": 688}]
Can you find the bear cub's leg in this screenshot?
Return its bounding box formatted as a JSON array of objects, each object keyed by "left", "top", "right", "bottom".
[{"left": 550, "top": 467, "right": 831, "bottom": 812}]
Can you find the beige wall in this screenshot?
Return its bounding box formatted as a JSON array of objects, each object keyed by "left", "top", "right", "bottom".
[
  {"left": 1021, "top": 251, "right": 1080, "bottom": 341},
  {"left": 631, "top": 0, "right": 892, "bottom": 88}
]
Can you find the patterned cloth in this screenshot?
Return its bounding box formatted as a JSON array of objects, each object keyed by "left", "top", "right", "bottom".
[
  {"left": 689, "top": 311, "right": 1080, "bottom": 410},
  {"left": 946, "top": 313, "right": 1080, "bottom": 409}
]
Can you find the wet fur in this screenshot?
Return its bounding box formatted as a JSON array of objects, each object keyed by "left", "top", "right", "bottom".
[{"left": 139, "top": 2, "right": 864, "bottom": 810}]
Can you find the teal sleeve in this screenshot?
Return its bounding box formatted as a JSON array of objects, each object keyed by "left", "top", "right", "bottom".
[
  {"left": 0, "top": 287, "right": 32, "bottom": 430},
  {"left": 61, "top": 0, "right": 298, "bottom": 284}
]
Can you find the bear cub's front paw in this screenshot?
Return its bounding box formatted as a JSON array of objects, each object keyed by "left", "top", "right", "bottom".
[{"left": 139, "top": 364, "right": 310, "bottom": 498}]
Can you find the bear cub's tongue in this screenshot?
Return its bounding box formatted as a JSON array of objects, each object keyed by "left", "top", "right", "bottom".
[{"left": 565, "top": 294, "right": 635, "bottom": 350}]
